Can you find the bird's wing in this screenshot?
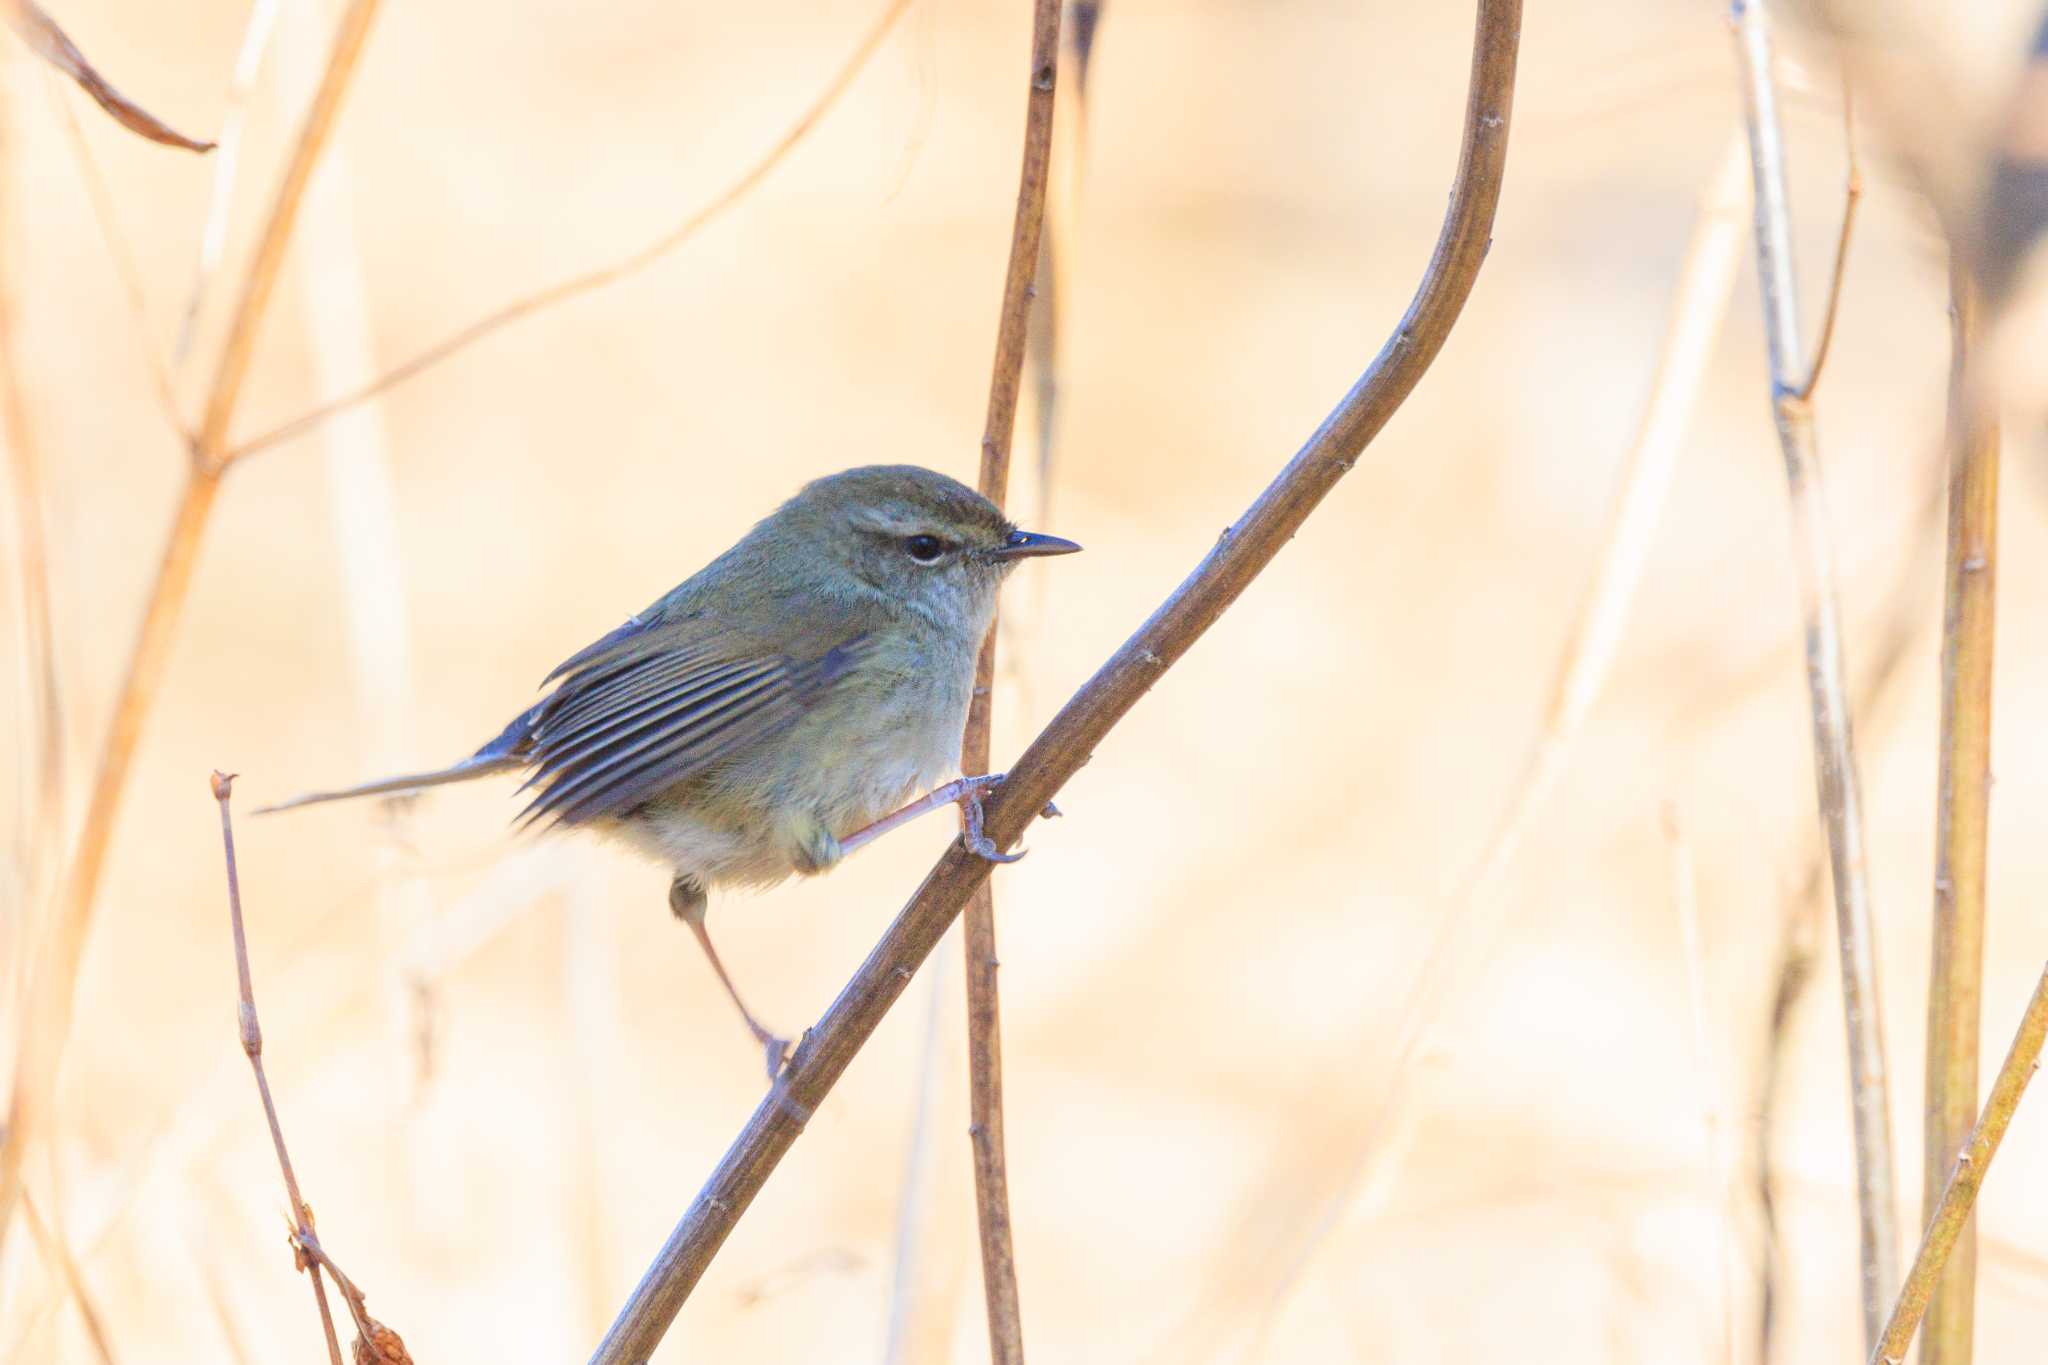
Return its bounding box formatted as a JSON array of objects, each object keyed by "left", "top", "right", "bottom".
[{"left": 519, "top": 616, "right": 868, "bottom": 829}]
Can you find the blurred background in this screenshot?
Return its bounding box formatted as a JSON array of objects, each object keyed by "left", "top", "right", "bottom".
[{"left": 5, "top": 0, "right": 2048, "bottom": 1359}]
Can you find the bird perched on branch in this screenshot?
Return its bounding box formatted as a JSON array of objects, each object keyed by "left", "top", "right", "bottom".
[{"left": 262, "top": 465, "right": 1080, "bottom": 1071}]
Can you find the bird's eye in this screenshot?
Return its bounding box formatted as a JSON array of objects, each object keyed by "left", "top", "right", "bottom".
[{"left": 904, "top": 534, "right": 947, "bottom": 563}]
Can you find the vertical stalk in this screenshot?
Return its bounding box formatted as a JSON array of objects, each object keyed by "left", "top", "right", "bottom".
[
  {"left": 961, "top": 4, "right": 1062, "bottom": 1361},
  {"left": 1730, "top": 1, "right": 1898, "bottom": 1348},
  {"left": 1920, "top": 257, "right": 1998, "bottom": 1365}
]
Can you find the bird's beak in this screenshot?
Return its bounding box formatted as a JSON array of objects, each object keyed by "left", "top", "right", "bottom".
[{"left": 995, "top": 529, "right": 1083, "bottom": 559}]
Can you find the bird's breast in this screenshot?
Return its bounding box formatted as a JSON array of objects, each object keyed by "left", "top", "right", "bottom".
[{"left": 809, "top": 631, "right": 978, "bottom": 835}]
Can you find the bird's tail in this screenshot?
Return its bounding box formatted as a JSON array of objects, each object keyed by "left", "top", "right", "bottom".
[{"left": 255, "top": 708, "right": 535, "bottom": 815}]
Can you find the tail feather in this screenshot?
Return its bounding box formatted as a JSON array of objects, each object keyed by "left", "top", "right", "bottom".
[
  {"left": 258, "top": 705, "right": 539, "bottom": 815},
  {"left": 255, "top": 751, "right": 522, "bottom": 815}
]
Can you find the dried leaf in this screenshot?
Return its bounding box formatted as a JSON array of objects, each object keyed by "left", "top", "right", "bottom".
[
  {"left": 8, "top": 0, "right": 214, "bottom": 153},
  {"left": 352, "top": 1318, "right": 412, "bottom": 1365}
]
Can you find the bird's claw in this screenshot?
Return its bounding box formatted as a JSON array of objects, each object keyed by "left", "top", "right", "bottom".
[
  {"left": 757, "top": 1031, "right": 794, "bottom": 1082},
  {"left": 960, "top": 781, "right": 1027, "bottom": 864},
  {"left": 968, "top": 832, "right": 1026, "bottom": 864}
]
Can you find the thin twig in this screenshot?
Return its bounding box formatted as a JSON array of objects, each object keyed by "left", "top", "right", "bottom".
[
  {"left": 0, "top": 0, "right": 382, "bottom": 1254},
  {"left": 209, "top": 772, "right": 344, "bottom": 1365},
  {"left": 1872, "top": 962, "right": 2048, "bottom": 1365},
  {"left": 1920, "top": 252, "right": 2000, "bottom": 1365},
  {"left": 226, "top": 0, "right": 916, "bottom": 465},
  {"left": 212, "top": 773, "right": 413, "bottom": 1365},
  {"left": 961, "top": 2, "right": 1062, "bottom": 1360},
  {"left": 1795, "top": 68, "right": 1860, "bottom": 401},
  {"left": 195, "top": 0, "right": 380, "bottom": 469},
  {"left": 5, "top": 0, "right": 214, "bottom": 151},
  {"left": 176, "top": 0, "right": 284, "bottom": 365},
  {"left": 1731, "top": 2, "right": 1899, "bottom": 1347},
  {"left": 587, "top": 4, "right": 1520, "bottom": 1359}
]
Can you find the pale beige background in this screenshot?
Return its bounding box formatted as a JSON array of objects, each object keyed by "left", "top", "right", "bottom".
[{"left": 5, "top": 0, "right": 2048, "bottom": 1361}]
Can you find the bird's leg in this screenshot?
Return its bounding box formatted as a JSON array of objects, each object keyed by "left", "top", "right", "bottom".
[
  {"left": 669, "top": 877, "right": 790, "bottom": 1079},
  {"left": 839, "top": 773, "right": 1058, "bottom": 864},
  {"left": 838, "top": 773, "right": 1007, "bottom": 856}
]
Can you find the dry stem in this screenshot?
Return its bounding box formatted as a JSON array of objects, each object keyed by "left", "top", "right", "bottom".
[
  {"left": 1920, "top": 255, "right": 2000, "bottom": 1365},
  {"left": 212, "top": 773, "right": 411, "bottom": 1365},
  {"left": 1794, "top": 67, "right": 1860, "bottom": 401},
  {"left": 959, "top": 2, "right": 1062, "bottom": 1360},
  {"left": 1872, "top": 962, "right": 2048, "bottom": 1365},
  {"left": 177, "top": 0, "right": 285, "bottom": 364},
  {"left": 1732, "top": 1, "right": 1899, "bottom": 1345},
  {"left": 587, "top": 4, "right": 1519, "bottom": 1360},
  {"left": 0, "top": 0, "right": 382, "bottom": 1257},
  {"left": 227, "top": 0, "right": 916, "bottom": 464},
  {"left": 194, "top": 0, "right": 380, "bottom": 467},
  {"left": 210, "top": 772, "right": 344, "bottom": 1365}
]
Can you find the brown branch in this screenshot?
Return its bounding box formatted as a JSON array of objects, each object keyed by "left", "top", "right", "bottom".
[
  {"left": 960, "top": 3, "right": 1061, "bottom": 1361},
  {"left": 6, "top": 0, "right": 214, "bottom": 152},
  {"left": 211, "top": 772, "right": 344, "bottom": 1365},
  {"left": 225, "top": 0, "right": 916, "bottom": 465},
  {"left": 1919, "top": 253, "right": 2000, "bottom": 1365},
  {"left": 1872, "top": 962, "right": 2048, "bottom": 1365},
  {"left": 211, "top": 773, "right": 412, "bottom": 1365},
  {"left": 1732, "top": 1, "right": 1899, "bottom": 1347},
  {"left": 1796, "top": 67, "right": 1861, "bottom": 401},
  {"left": 587, "top": 3, "right": 1521, "bottom": 1360},
  {"left": 0, "top": 0, "right": 381, "bottom": 1253}
]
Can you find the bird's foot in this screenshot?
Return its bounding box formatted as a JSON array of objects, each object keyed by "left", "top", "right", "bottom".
[
  {"left": 763, "top": 1029, "right": 814, "bottom": 1123},
  {"left": 960, "top": 776, "right": 1026, "bottom": 864},
  {"left": 756, "top": 1027, "right": 795, "bottom": 1084}
]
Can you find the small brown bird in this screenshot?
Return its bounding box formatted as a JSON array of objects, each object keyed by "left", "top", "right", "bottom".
[{"left": 263, "top": 465, "right": 1079, "bottom": 1069}]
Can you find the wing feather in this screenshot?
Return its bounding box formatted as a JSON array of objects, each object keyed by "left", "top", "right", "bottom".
[{"left": 518, "top": 623, "right": 868, "bottom": 830}]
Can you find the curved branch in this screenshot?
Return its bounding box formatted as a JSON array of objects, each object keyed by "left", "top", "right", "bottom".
[{"left": 586, "top": 2, "right": 1521, "bottom": 1360}]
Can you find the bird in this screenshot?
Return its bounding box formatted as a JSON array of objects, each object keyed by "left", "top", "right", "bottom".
[{"left": 261, "top": 465, "right": 1081, "bottom": 1069}]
